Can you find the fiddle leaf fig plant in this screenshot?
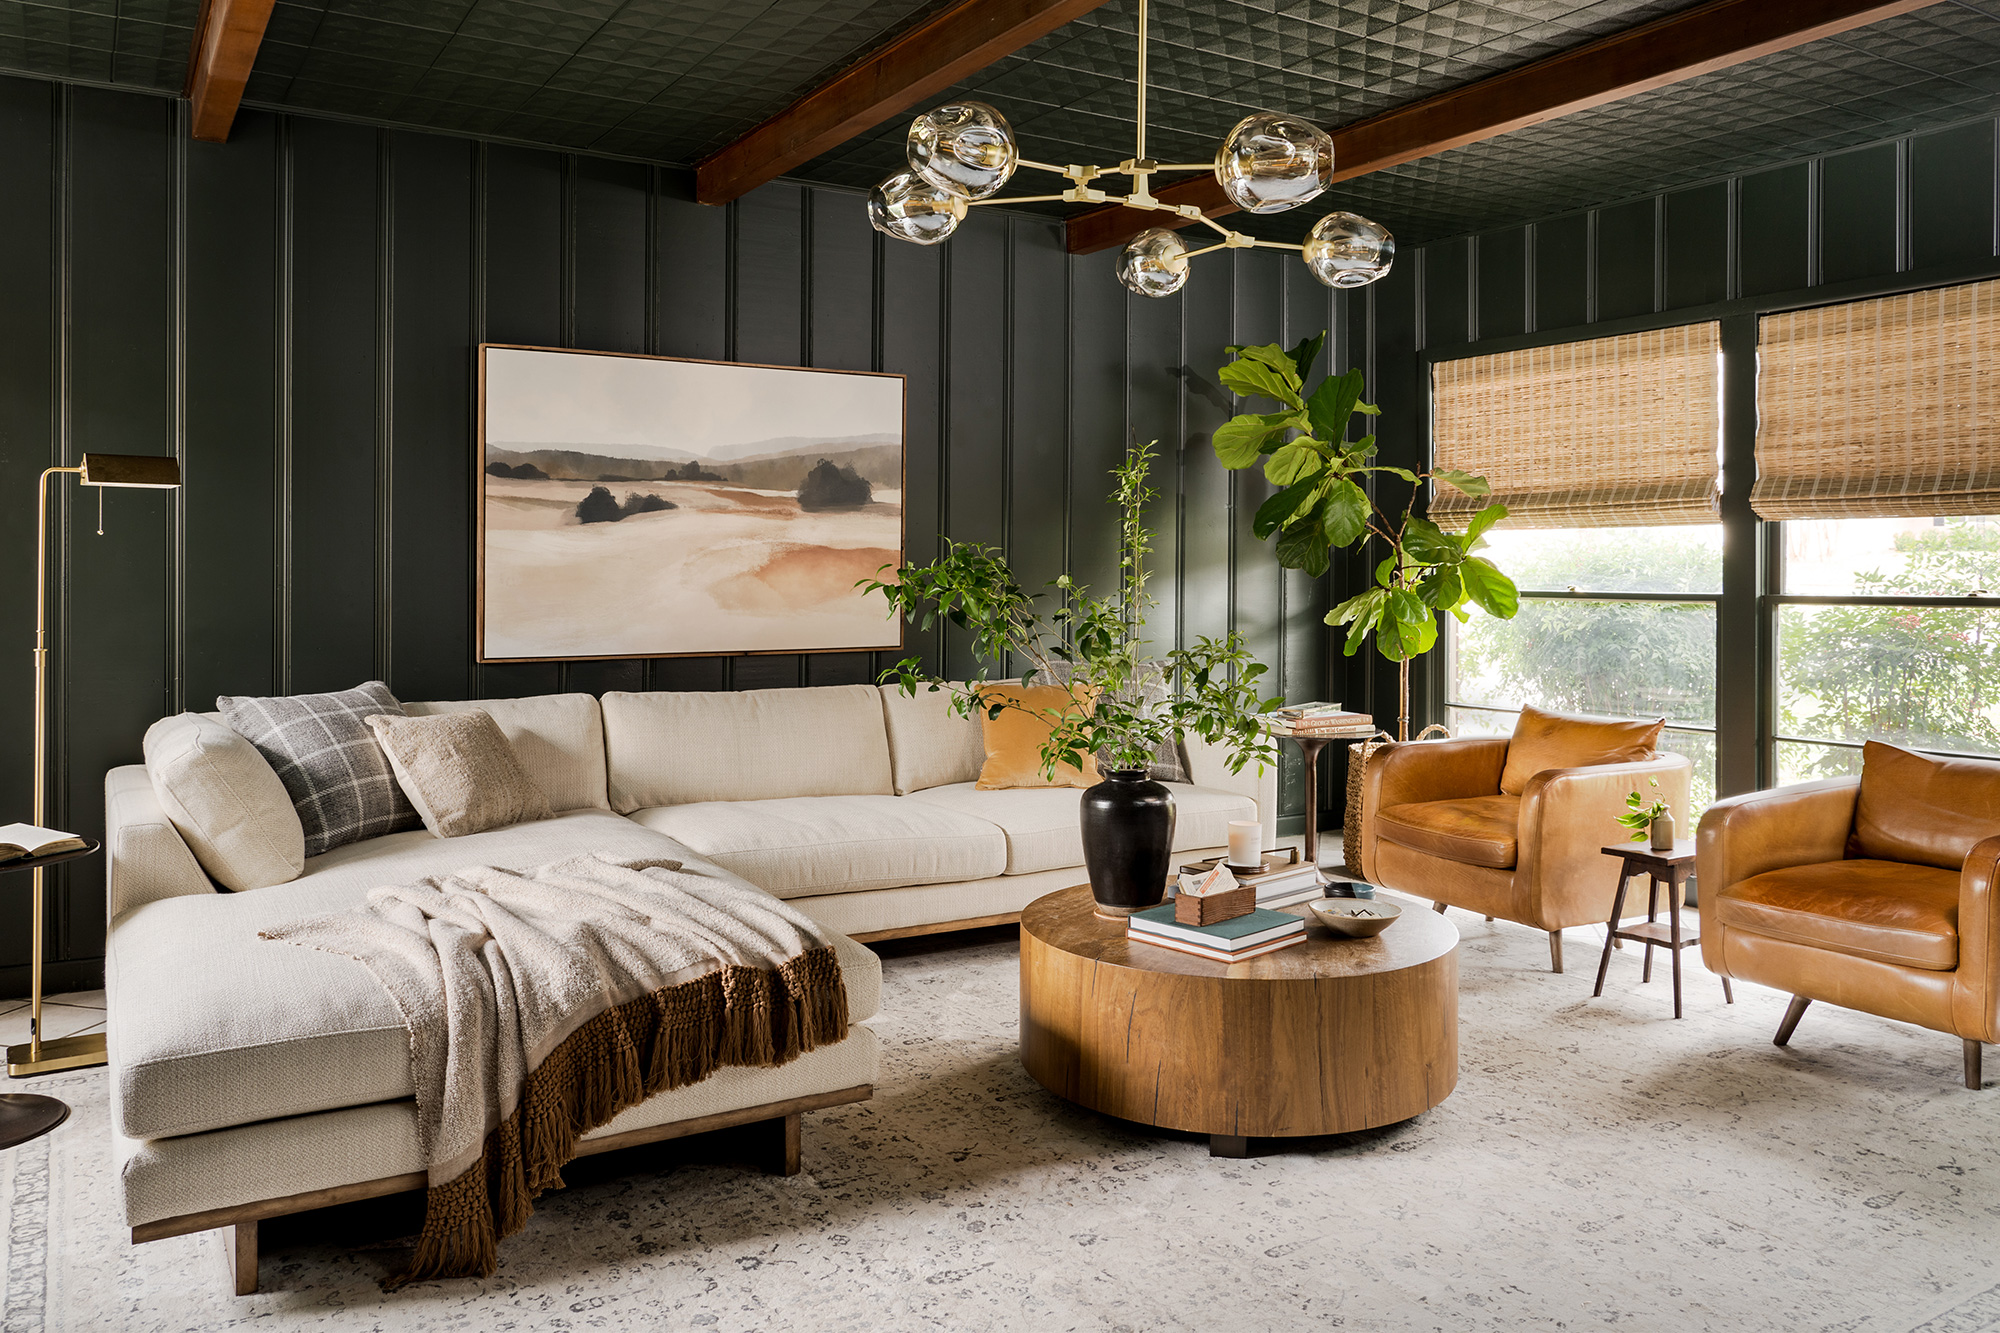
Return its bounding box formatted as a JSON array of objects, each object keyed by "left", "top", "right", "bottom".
[
  {"left": 1212, "top": 332, "right": 1522, "bottom": 738},
  {"left": 860, "top": 440, "right": 1282, "bottom": 781}
]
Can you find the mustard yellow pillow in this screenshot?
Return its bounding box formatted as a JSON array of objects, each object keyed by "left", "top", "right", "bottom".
[{"left": 974, "top": 683, "right": 1102, "bottom": 790}]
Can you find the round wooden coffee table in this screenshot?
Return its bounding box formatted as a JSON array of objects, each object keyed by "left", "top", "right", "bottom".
[{"left": 1019, "top": 885, "right": 1459, "bottom": 1156}]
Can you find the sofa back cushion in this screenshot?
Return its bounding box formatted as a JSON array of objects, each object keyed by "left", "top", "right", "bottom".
[
  {"left": 1498, "top": 704, "right": 1664, "bottom": 796},
  {"left": 1852, "top": 740, "right": 2000, "bottom": 870},
  {"left": 405, "top": 693, "right": 608, "bottom": 813},
  {"left": 602, "top": 685, "right": 894, "bottom": 811},
  {"left": 143, "top": 712, "right": 305, "bottom": 891},
  {"left": 878, "top": 684, "right": 986, "bottom": 795}
]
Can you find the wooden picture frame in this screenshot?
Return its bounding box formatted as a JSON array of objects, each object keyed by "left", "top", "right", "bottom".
[{"left": 475, "top": 344, "right": 907, "bottom": 664}]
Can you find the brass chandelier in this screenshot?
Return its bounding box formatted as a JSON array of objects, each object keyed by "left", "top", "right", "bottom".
[{"left": 866, "top": 0, "right": 1395, "bottom": 297}]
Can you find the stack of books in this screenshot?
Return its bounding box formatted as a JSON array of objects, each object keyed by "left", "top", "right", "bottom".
[
  {"left": 1181, "top": 855, "right": 1326, "bottom": 909},
  {"left": 1127, "top": 902, "right": 1307, "bottom": 963},
  {"left": 1265, "top": 702, "right": 1375, "bottom": 737}
]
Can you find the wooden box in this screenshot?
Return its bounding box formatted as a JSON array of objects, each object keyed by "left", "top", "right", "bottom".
[{"left": 1175, "top": 883, "right": 1256, "bottom": 926}]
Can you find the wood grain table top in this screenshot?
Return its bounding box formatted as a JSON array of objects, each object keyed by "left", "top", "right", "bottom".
[{"left": 1019, "top": 884, "right": 1459, "bottom": 984}]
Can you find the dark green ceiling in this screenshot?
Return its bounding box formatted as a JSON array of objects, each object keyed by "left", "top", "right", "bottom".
[{"left": 1, "top": 0, "right": 1998, "bottom": 245}]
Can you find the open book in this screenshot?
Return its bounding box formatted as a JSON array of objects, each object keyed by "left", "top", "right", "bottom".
[{"left": 0, "top": 824, "right": 87, "bottom": 865}]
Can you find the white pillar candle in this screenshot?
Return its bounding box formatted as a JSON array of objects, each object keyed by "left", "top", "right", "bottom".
[{"left": 1227, "top": 820, "right": 1262, "bottom": 869}]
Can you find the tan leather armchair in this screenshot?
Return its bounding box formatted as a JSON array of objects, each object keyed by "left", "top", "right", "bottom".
[
  {"left": 1358, "top": 707, "right": 1693, "bottom": 973},
  {"left": 1697, "top": 741, "right": 2000, "bottom": 1089}
]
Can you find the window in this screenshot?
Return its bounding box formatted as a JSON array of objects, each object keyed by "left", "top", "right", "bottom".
[
  {"left": 1446, "top": 526, "right": 1722, "bottom": 810},
  {"left": 1773, "top": 515, "right": 2000, "bottom": 784}
]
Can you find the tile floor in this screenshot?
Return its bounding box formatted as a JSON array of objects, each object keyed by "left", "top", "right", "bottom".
[{"left": 0, "top": 988, "right": 104, "bottom": 1047}]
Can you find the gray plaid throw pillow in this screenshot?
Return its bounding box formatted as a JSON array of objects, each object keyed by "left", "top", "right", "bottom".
[{"left": 219, "top": 681, "right": 422, "bottom": 858}]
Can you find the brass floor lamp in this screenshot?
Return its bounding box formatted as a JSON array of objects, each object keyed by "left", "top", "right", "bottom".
[{"left": 9, "top": 454, "right": 180, "bottom": 1094}]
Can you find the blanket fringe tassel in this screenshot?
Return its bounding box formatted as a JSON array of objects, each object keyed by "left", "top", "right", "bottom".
[{"left": 384, "top": 946, "right": 849, "bottom": 1290}]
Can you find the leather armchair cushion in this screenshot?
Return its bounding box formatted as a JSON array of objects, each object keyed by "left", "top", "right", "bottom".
[
  {"left": 1375, "top": 794, "right": 1521, "bottom": 869},
  {"left": 1498, "top": 705, "right": 1664, "bottom": 796},
  {"left": 1852, "top": 740, "right": 2000, "bottom": 871},
  {"left": 1715, "top": 858, "right": 1961, "bottom": 971}
]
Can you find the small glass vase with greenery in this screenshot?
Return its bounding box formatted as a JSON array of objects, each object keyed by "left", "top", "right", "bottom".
[
  {"left": 1210, "top": 332, "right": 1520, "bottom": 739},
  {"left": 1616, "top": 777, "right": 1673, "bottom": 848},
  {"left": 862, "top": 440, "right": 1282, "bottom": 781}
]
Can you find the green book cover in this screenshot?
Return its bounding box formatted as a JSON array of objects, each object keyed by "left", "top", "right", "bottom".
[{"left": 1129, "top": 903, "right": 1304, "bottom": 947}]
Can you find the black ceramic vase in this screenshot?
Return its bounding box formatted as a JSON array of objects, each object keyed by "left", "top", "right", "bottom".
[{"left": 1080, "top": 769, "right": 1178, "bottom": 917}]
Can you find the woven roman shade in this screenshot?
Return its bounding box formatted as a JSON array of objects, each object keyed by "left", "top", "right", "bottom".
[
  {"left": 1429, "top": 322, "right": 1721, "bottom": 529},
  {"left": 1754, "top": 279, "right": 2000, "bottom": 519}
]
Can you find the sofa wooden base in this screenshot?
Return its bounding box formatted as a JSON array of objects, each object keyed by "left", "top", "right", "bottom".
[
  {"left": 848, "top": 911, "right": 1023, "bottom": 944},
  {"left": 139, "top": 1083, "right": 873, "bottom": 1294}
]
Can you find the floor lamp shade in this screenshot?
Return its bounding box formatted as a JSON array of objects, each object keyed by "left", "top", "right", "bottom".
[{"left": 14, "top": 452, "right": 182, "bottom": 1085}]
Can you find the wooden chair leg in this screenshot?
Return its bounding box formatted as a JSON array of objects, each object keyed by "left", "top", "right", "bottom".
[
  {"left": 1433, "top": 901, "right": 1448, "bottom": 914},
  {"left": 759, "top": 1111, "right": 802, "bottom": 1176},
  {"left": 1721, "top": 976, "right": 1734, "bottom": 1003},
  {"left": 1774, "top": 995, "right": 1811, "bottom": 1047},
  {"left": 1483, "top": 915, "right": 1494, "bottom": 922},
  {"left": 1966, "top": 1040, "right": 1983, "bottom": 1091},
  {"left": 222, "top": 1220, "right": 257, "bottom": 1296},
  {"left": 1548, "top": 930, "right": 1563, "bottom": 974}
]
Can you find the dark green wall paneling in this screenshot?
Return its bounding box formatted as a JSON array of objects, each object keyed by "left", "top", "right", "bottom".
[
  {"left": 1532, "top": 213, "right": 1590, "bottom": 332},
  {"left": 1820, "top": 143, "right": 1900, "bottom": 286},
  {"left": 1665, "top": 183, "right": 1730, "bottom": 310},
  {"left": 1911, "top": 122, "right": 1998, "bottom": 270},
  {"left": 1738, "top": 164, "right": 1810, "bottom": 297},
  {"left": 1475, "top": 228, "right": 1526, "bottom": 341},
  {"left": 1594, "top": 199, "right": 1657, "bottom": 322},
  {"left": 0, "top": 74, "right": 1336, "bottom": 992}
]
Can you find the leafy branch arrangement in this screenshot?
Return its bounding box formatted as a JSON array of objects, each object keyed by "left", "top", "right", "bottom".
[
  {"left": 861, "top": 441, "right": 1282, "bottom": 779},
  {"left": 1615, "top": 778, "right": 1671, "bottom": 842},
  {"left": 1211, "top": 332, "right": 1521, "bottom": 736}
]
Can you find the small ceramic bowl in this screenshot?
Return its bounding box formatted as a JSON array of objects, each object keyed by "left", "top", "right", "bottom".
[{"left": 1309, "top": 897, "right": 1402, "bottom": 939}]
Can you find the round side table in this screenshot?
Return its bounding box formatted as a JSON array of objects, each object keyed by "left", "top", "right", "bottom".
[{"left": 1020, "top": 884, "right": 1459, "bottom": 1156}]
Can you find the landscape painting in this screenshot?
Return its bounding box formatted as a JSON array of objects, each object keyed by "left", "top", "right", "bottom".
[{"left": 477, "top": 346, "right": 904, "bottom": 662}]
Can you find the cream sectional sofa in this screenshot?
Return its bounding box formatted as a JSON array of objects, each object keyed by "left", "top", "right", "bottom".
[{"left": 104, "top": 682, "right": 1273, "bottom": 1291}]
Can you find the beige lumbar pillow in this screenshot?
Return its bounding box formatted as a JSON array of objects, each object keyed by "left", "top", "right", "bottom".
[
  {"left": 365, "top": 709, "right": 552, "bottom": 838},
  {"left": 143, "top": 713, "right": 305, "bottom": 891}
]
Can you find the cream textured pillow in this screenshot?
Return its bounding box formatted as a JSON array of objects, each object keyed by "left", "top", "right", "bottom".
[
  {"left": 364, "top": 710, "right": 552, "bottom": 838},
  {"left": 143, "top": 712, "right": 305, "bottom": 891}
]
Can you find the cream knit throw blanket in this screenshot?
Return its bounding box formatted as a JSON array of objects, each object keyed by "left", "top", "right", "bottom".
[{"left": 261, "top": 852, "right": 848, "bottom": 1286}]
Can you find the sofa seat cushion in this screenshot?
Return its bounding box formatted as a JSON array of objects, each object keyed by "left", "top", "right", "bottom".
[
  {"left": 904, "top": 782, "right": 1257, "bottom": 875},
  {"left": 626, "top": 796, "right": 1006, "bottom": 899},
  {"left": 1716, "top": 858, "right": 1961, "bottom": 971},
  {"left": 108, "top": 810, "right": 882, "bottom": 1141},
  {"left": 1374, "top": 795, "right": 1521, "bottom": 869}
]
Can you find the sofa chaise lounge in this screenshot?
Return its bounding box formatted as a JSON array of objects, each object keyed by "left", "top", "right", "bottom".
[{"left": 106, "top": 682, "right": 1272, "bottom": 1292}]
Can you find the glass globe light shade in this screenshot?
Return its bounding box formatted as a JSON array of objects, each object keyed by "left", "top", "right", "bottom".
[
  {"left": 867, "top": 172, "right": 968, "bottom": 246},
  {"left": 1303, "top": 211, "right": 1395, "bottom": 288},
  {"left": 908, "top": 101, "right": 1018, "bottom": 200},
  {"left": 1213, "top": 111, "right": 1334, "bottom": 214},
  {"left": 1118, "top": 228, "right": 1192, "bottom": 298}
]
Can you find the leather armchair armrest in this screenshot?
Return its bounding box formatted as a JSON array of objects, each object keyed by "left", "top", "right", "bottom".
[
  {"left": 1694, "top": 777, "right": 1859, "bottom": 900},
  {"left": 1953, "top": 834, "right": 2000, "bottom": 1043},
  {"left": 1516, "top": 753, "right": 1694, "bottom": 928},
  {"left": 1359, "top": 737, "right": 1508, "bottom": 881}
]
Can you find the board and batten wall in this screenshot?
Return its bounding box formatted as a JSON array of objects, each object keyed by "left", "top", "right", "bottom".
[
  {"left": 0, "top": 73, "right": 1346, "bottom": 994},
  {"left": 1349, "top": 113, "right": 2000, "bottom": 751}
]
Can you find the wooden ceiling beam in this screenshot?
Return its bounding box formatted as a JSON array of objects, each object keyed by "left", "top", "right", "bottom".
[
  {"left": 184, "top": 0, "right": 278, "bottom": 143},
  {"left": 696, "top": 0, "right": 1112, "bottom": 206},
  {"left": 1064, "top": 0, "right": 1940, "bottom": 254}
]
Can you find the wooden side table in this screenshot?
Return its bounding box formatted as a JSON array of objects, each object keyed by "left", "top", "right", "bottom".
[
  {"left": 0, "top": 839, "right": 100, "bottom": 1149},
  {"left": 1590, "top": 839, "right": 1732, "bottom": 1019},
  {"left": 1267, "top": 724, "right": 1373, "bottom": 870}
]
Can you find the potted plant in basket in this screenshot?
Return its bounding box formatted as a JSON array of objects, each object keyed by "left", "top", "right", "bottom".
[
  {"left": 1209, "top": 333, "right": 1521, "bottom": 741},
  {"left": 862, "top": 441, "right": 1281, "bottom": 917}
]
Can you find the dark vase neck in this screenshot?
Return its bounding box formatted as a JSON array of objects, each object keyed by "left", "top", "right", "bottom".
[{"left": 1105, "top": 768, "right": 1149, "bottom": 781}]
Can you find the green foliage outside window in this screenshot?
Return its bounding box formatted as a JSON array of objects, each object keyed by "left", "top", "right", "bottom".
[{"left": 1778, "top": 523, "right": 2000, "bottom": 774}]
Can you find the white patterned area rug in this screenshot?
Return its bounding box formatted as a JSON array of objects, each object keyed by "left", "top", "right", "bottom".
[{"left": 11, "top": 893, "right": 2000, "bottom": 1333}]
